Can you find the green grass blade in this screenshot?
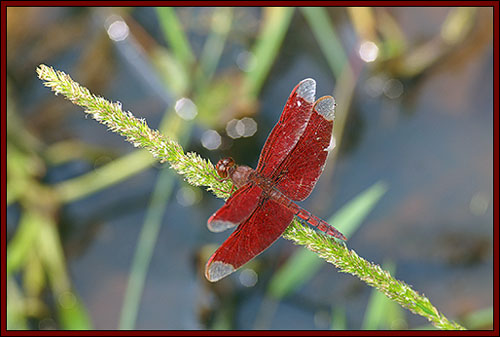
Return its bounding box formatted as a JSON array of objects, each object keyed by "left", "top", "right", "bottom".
[
  {"left": 155, "top": 7, "right": 195, "bottom": 72},
  {"left": 331, "top": 306, "right": 347, "bottom": 330},
  {"left": 118, "top": 168, "right": 177, "bottom": 329},
  {"left": 7, "top": 211, "right": 41, "bottom": 277},
  {"left": 462, "top": 306, "right": 493, "bottom": 330},
  {"left": 328, "top": 181, "right": 388, "bottom": 238},
  {"left": 301, "top": 7, "right": 347, "bottom": 78},
  {"left": 243, "top": 7, "right": 294, "bottom": 98},
  {"left": 267, "top": 248, "right": 322, "bottom": 299},
  {"left": 194, "top": 7, "right": 233, "bottom": 93},
  {"left": 37, "top": 208, "right": 92, "bottom": 329},
  {"left": 54, "top": 149, "right": 155, "bottom": 203},
  {"left": 7, "top": 278, "right": 28, "bottom": 330},
  {"left": 57, "top": 292, "right": 93, "bottom": 330}
]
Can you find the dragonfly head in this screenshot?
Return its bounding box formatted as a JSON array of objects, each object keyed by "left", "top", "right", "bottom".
[{"left": 216, "top": 157, "right": 236, "bottom": 178}]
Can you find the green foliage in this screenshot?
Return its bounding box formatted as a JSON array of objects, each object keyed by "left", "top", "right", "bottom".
[
  {"left": 328, "top": 181, "right": 388, "bottom": 238},
  {"left": 243, "top": 7, "right": 294, "bottom": 99},
  {"left": 155, "top": 7, "right": 196, "bottom": 73},
  {"left": 301, "top": 7, "right": 347, "bottom": 78}
]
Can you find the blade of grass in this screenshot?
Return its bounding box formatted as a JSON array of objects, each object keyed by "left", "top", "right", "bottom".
[
  {"left": 117, "top": 115, "right": 190, "bottom": 330},
  {"left": 150, "top": 47, "right": 190, "bottom": 97},
  {"left": 243, "top": 7, "right": 294, "bottom": 99},
  {"left": 374, "top": 9, "right": 407, "bottom": 60},
  {"left": 155, "top": 7, "right": 195, "bottom": 74},
  {"left": 329, "top": 181, "right": 388, "bottom": 238},
  {"left": 211, "top": 303, "right": 234, "bottom": 330},
  {"left": 347, "top": 7, "right": 378, "bottom": 43},
  {"left": 194, "top": 7, "right": 233, "bottom": 93},
  {"left": 461, "top": 306, "right": 493, "bottom": 330},
  {"left": 331, "top": 306, "right": 347, "bottom": 330},
  {"left": 301, "top": 7, "right": 362, "bottom": 190},
  {"left": 54, "top": 149, "right": 155, "bottom": 203},
  {"left": 7, "top": 209, "right": 41, "bottom": 277},
  {"left": 301, "top": 7, "right": 347, "bottom": 78},
  {"left": 267, "top": 248, "right": 322, "bottom": 300},
  {"left": 118, "top": 167, "right": 177, "bottom": 330},
  {"left": 7, "top": 278, "right": 28, "bottom": 330},
  {"left": 36, "top": 205, "right": 92, "bottom": 329},
  {"left": 303, "top": 5, "right": 359, "bottom": 155},
  {"left": 397, "top": 7, "right": 476, "bottom": 77}
]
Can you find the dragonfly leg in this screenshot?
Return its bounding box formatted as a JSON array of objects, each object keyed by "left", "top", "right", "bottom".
[{"left": 210, "top": 171, "right": 234, "bottom": 195}]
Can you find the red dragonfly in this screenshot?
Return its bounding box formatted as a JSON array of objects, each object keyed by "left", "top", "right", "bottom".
[{"left": 206, "top": 78, "right": 346, "bottom": 282}]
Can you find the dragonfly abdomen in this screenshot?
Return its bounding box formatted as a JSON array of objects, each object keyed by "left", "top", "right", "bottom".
[{"left": 270, "top": 189, "right": 346, "bottom": 241}]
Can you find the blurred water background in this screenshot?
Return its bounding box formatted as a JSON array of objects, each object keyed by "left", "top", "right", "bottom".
[{"left": 6, "top": 6, "right": 493, "bottom": 330}]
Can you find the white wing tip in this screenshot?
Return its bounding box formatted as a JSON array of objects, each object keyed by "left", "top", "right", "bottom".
[
  {"left": 314, "top": 96, "right": 336, "bottom": 121},
  {"left": 207, "top": 219, "right": 237, "bottom": 232},
  {"left": 296, "top": 78, "right": 316, "bottom": 103},
  {"left": 205, "top": 261, "right": 235, "bottom": 282}
]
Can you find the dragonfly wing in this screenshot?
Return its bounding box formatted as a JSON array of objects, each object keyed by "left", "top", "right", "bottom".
[
  {"left": 207, "top": 183, "right": 262, "bottom": 232},
  {"left": 275, "top": 96, "right": 335, "bottom": 201},
  {"left": 256, "top": 78, "right": 316, "bottom": 178},
  {"left": 205, "top": 198, "right": 294, "bottom": 282}
]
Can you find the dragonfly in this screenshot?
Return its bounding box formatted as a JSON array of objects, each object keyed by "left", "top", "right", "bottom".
[{"left": 206, "top": 78, "right": 346, "bottom": 282}]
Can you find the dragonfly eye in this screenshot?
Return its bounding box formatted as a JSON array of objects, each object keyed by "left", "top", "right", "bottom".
[{"left": 216, "top": 157, "right": 235, "bottom": 178}]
